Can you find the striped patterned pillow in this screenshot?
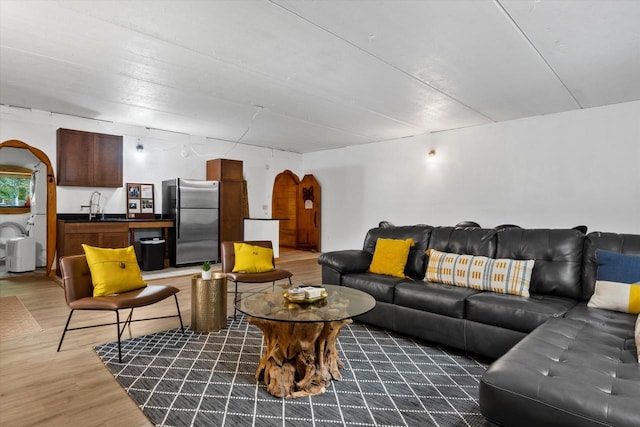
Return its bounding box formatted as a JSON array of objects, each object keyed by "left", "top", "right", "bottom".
[{"left": 425, "top": 249, "right": 534, "bottom": 297}]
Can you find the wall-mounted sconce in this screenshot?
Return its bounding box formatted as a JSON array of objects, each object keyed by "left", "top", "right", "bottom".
[
  {"left": 136, "top": 144, "right": 144, "bottom": 153},
  {"left": 428, "top": 149, "right": 436, "bottom": 158}
]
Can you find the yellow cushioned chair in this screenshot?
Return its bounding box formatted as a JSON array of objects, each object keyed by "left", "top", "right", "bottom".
[
  {"left": 221, "top": 240, "right": 293, "bottom": 319},
  {"left": 57, "top": 254, "right": 184, "bottom": 362}
]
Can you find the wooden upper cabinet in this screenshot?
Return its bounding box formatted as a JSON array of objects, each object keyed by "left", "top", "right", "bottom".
[
  {"left": 57, "top": 128, "right": 123, "bottom": 187},
  {"left": 207, "top": 158, "right": 243, "bottom": 181},
  {"left": 92, "top": 133, "right": 123, "bottom": 187},
  {"left": 56, "top": 129, "right": 93, "bottom": 186}
]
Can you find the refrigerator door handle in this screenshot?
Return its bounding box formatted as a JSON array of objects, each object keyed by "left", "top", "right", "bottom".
[{"left": 176, "top": 181, "right": 181, "bottom": 239}]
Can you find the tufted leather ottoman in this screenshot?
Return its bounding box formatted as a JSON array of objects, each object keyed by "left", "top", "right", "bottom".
[{"left": 480, "top": 314, "right": 639, "bottom": 427}]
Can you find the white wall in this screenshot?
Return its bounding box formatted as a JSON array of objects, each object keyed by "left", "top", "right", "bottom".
[
  {"left": 3, "top": 101, "right": 639, "bottom": 257},
  {"left": 1, "top": 106, "right": 304, "bottom": 267},
  {"left": 0, "top": 106, "right": 304, "bottom": 218},
  {"left": 305, "top": 101, "right": 640, "bottom": 251}
]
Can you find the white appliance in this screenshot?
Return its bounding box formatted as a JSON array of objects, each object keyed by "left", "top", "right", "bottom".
[{"left": 7, "top": 236, "right": 36, "bottom": 272}]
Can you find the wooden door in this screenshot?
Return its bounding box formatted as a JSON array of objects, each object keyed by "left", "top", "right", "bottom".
[
  {"left": 63, "top": 233, "right": 99, "bottom": 255},
  {"left": 93, "top": 133, "right": 123, "bottom": 187},
  {"left": 272, "top": 170, "right": 299, "bottom": 248},
  {"left": 99, "top": 231, "right": 129, "bottom": 249},
  {"left": 297, "top": 175, "right": 320, "bottom": 251},
  {"left": 219, "top": 180, "right": 244, "bottom": 242},
  {"left": 57, "top": 129, "right": 94, "bottom": 186}
]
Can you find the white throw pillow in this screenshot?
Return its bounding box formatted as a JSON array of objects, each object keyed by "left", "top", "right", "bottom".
[
  {"left": 636, "top": 314, "right": 640, "bottom": 363},
  {"left": 587, "top": 250, "right": 640, "bottom": 314}
]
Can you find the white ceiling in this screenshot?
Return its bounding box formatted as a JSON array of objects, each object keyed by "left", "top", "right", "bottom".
[{"left": 1, "top": 0, "right": 639, "bottom": 154}]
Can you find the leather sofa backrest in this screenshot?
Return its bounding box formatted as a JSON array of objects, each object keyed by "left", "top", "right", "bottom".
[
  {"left": 496, "top": 228, "right": 584, "bottom": 299},
  {"left": 362, "top": 225, "right": 433, "bottom": 280},
  {"left": 581, "top": 232, "right": 640, "bottom": 301},
  {"left": 427, "top": 226, "right": 497, "bottom": 257}
]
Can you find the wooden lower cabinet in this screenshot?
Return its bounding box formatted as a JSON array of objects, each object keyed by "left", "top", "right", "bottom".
[{"left": 56, "top": 221, "right": 129, "bottom": 275}]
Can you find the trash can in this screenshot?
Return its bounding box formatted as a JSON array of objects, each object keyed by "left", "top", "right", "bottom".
[
  {"left": 191, "top": 273, "right": 227, "bottom": 332},
  {"left": 140, "top": 238, "right": 165, "bottom": 271}
]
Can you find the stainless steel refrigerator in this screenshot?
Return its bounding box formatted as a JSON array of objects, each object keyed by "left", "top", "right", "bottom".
[{"left": 162, "top": 178, "right": 219, "bottom": 266}]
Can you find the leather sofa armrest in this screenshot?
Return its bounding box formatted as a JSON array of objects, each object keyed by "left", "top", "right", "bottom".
[{"left": 318, "top": 250, "right": 372, "bottom": 274}]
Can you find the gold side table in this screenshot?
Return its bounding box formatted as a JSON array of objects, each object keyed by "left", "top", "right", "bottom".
[{"left": 191, "top": 273, "right": 227, "bottom": 332}]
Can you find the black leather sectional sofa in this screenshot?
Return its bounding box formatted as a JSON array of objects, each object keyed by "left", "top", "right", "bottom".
[{"left": 318, "top": 224, "right": 640, "bottom": 427}]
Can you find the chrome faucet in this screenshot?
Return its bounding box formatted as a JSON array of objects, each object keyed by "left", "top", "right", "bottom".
[
  {"left": 81, "top": 191, "right": 102, "bottom": 220},
  {"left": 90, "top": 191, "right": 102, "bottom": 220}
]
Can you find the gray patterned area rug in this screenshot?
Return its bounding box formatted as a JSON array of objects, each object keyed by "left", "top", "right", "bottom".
[{"left": 94, "top": 316, "right": 488, "bottom": 427}]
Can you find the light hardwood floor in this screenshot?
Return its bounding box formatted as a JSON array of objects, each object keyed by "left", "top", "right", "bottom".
[{"left": 0, "top": 249, "right": 322, "bottom": 427}]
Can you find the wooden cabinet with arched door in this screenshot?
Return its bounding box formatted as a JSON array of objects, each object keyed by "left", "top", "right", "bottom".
[
  {"left": 297, "top": 174, "right": 320, "bottom": 252},
  {"left": 272, "top": 170, "right": 299, "bottom": 249},
  {"left": 272, "top": 170, "right": 320, "bottom": 252}
]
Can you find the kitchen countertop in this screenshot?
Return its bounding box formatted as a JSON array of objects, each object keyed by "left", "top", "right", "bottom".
[
  {"left": 57, "top": 214, "right": 174, "bottom": 225},
  {"left": 243, "top": 218, "right": 289, "bottom": 221}
]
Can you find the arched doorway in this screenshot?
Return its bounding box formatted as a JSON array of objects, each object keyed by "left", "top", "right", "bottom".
[{"left": 0, "top": 140, "right": 57, "bottom": 275}]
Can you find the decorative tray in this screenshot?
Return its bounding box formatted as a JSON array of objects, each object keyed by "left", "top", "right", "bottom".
[{"left": 283, "top": 290, "right": 328, "bottom": 304}]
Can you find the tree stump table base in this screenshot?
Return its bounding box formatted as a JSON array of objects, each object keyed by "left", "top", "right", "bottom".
[{"left": 249, "top": 316, "right": 352, "bottom": 398}]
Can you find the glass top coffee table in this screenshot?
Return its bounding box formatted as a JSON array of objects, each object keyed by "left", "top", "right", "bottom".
[{"left": 236, "top": 284, "right": 376, "bottom": 398}]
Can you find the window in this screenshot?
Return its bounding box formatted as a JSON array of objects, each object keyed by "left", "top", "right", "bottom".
[{"left": 0, "top": 165, "right": 32, "bottom": 212}]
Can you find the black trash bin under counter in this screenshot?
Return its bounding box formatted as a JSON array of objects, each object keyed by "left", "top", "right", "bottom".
[{"left": 140, "top": 238, "right": 165, "bottom": 271}]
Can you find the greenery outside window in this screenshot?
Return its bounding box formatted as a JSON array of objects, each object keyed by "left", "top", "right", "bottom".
[{"left": 0, "top": 165, "right": 32, "bottom": 213}]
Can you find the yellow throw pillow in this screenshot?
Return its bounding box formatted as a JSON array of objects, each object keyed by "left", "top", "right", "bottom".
[
  {"left": 368, "top": 238, "right": 414, "bottom": 278},
  {"left": 82, "top": 245, "right": 147, "bottom": 297},
  {"left": 232, "top": 243, "right": 275, "bottom": 273}
]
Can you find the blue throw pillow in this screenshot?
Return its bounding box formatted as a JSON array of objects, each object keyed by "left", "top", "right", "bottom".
[{"left": 596, "top": 249, "right": 640, "bottom": 283}]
